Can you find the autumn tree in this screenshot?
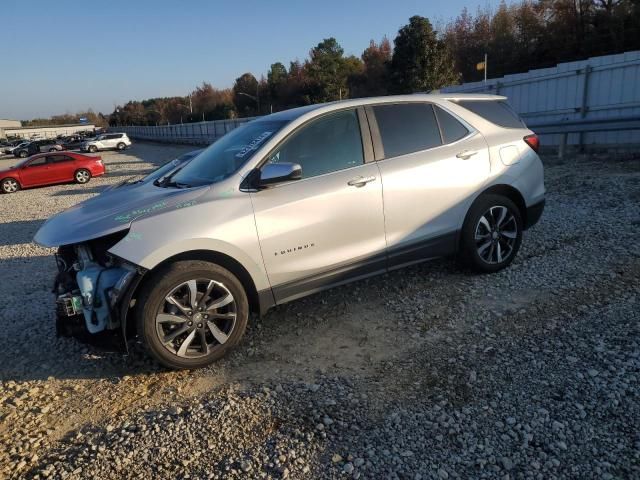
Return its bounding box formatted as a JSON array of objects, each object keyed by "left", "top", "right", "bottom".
[
  {"left": 304, "top": 38, "right": 363, "bottom": 102},
  {"left": 233, "top": 73, "right": 260, "bottom": 117},
  {"left": 349, "top": 37, "right": 392, "bottom": 97},
  {"left": 390, "top": 16, "right": 459, "bottom": 93}
]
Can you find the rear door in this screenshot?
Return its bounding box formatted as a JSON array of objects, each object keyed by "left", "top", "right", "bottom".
[
  {"left": 47, "top": 154, "right": 76, "bottom": 182},
  {"left": 369, "top": 102, "right": 490, "bottom": 268},
  {"left": 250, "top": 108, "right": 386, "bottom": 303},
  {"left": 103, "top": 134, "right": 119, "bottom": 148}
]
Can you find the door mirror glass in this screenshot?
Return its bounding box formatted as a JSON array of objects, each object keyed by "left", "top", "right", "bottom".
[{"left": 259, "top": 162, "right": 302, "bottom": 186}]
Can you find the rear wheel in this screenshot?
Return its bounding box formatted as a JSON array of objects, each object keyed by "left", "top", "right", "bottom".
[
  {"left": 89, "top": 145, "right": 98, "bottom": 153},
  {"left": 49, "top": 148, "right": 57, "bottom": 152},
  {"left": 1, "top": 178, "right": 20, "bottom": 194},
  {"left": 116, "top": 142, "right": 126, "bottom": 150},
  {"left": 18, "top": 150, "right": 28, "bottom": 158},
  {"left": 136, "top": 260, "right": 249, "bottom": 370},
  {"left": 75, "top": 169, "right": 91, "bottom": 184},
  {"left": 459, "top": 194, "right": 523, "bottom": 273}
]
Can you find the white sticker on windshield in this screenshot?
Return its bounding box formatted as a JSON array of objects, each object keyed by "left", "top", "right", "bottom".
[{"left": 235, "top": 131, "right": 273, "bottom": 159}]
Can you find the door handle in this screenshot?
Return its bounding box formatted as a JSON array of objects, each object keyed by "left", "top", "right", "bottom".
[
  {"left": 347, "top": 175, "right": 376, "bottom": 187},
  {"left": 456, "top": 150, "right": 478, "bottom": 160}
]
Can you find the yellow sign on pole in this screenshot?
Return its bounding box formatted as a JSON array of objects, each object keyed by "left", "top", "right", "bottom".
[{"left": 476, "top": 61, "right": 486, "bottom": 71}]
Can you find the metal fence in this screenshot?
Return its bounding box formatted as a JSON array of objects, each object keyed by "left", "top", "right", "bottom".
[
  {"left": 442, "top": 50, "right": 640, "bottom": 148},
  {"left": 114, "top": 117, "right": 256, "bottom": 145}
]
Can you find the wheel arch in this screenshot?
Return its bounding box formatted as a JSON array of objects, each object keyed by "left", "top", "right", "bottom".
[
  {"left": 457, "top": 184, "right": 527, "bottom": 254},
  {"left": 123, "top": 249, "right": 267, "bottom": 338},
  {"left": 1, "top": 176, "right": 21, "bottom": 191},
  {"left": 477, "top": 184, "right": 527, "bottom": 226}
]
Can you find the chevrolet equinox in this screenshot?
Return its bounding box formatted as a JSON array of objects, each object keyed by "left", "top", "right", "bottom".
[{"left": 35, "top": 94, "right": 545, "bottom": 369}]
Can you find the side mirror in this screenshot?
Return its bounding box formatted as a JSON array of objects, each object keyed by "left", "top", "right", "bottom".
[{"left": 259, "top": 162, "right": 302, "bottom": 187}]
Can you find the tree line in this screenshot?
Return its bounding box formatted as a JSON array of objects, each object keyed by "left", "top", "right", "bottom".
[{"left": 24, "top": 1, "right": 640, "bottom": 127}]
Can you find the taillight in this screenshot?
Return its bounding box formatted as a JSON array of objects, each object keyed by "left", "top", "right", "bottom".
[{"left": 523, "top": 134, "right": 539, "bottom": 153}]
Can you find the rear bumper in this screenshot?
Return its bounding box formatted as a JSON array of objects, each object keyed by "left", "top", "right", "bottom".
[{"left": 525, "top": 199, "right": 545, "bottom": 230}]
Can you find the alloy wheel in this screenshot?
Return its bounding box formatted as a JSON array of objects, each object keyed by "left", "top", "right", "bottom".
[
  {"left": 2, "top": 179, "right": 18, "bottom": 193},
  {"left": 474, "top": 206, "right": 518, "bottom": 264},
  {"left": 76, "top": 170, "right": 90, "bottom": 183},
  {"left": 155, "top": 279, "right": 237, "bottom": 359}
]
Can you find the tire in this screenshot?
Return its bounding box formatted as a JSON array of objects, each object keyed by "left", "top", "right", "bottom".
[
  {"left": 116, "top": 142, "right": 126, "bottom": 150},
  {"left": 18, "top": 150, "right": 28, "bottom": 158},
  {"left": 459, "top": 194, "right": 523, "bottom": 273},
  {"left": 136, "top": 260, "right": 249, "bottom": 370},
  {"left": 74, "top": 168, "right": 91, "bottom": 184},
  {"left": 1, "top": 178, "right": 20, "bottom": 194},
  {"left": 49, "top": 148, "right": 57, "bottom": 152},
  {"left": 89, "top": 145, "right": 98, "bottom": 153}
]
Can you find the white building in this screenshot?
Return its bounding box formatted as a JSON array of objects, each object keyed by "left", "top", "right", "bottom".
[{"left": 1, "top": 122, "right": 97, "bottom": 140}]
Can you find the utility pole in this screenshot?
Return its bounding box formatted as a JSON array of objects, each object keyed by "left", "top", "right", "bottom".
[
  {"left": 484, "top": 53, "right": 488, "bottom": 83},
  {"left": 189, "top": 95, "right": 193, "bottom": 114}
]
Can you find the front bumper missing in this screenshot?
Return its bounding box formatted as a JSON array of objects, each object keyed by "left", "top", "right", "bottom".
[{"left": 54, "top": 256, "right": 141, "bottom": 341}]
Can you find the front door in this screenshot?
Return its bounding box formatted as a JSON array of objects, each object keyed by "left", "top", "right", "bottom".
[
  {"left": 19, "top": 156, "right": 51, "bottom": 186},
  {"left": 250, "top": 108, "right": 386, "bottom": 304}
]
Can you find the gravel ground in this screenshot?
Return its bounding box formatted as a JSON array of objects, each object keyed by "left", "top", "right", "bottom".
[{"left": 0, "top": 145, "right": 639, "bottom": 479}]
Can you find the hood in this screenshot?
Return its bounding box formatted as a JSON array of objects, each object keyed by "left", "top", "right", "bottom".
[{"left": 34, "top": 183, "right": 210, "bottom": 247}]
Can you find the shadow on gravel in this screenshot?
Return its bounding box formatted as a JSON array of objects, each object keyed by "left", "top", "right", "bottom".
[
  {"left": 51, "top": 186, "right": 107, "bottom": 196},
  {"left": 0, "top": 219, "right": 45, "bottom": 246}
]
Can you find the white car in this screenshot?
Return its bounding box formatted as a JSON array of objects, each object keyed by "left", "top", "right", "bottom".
[{"left": 81, "top": 133, "right": 131, "bottom": 153}]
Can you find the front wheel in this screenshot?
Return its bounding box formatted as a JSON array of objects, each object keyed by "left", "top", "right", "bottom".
[
  {"left": 1, "top": 178, "right": 20, "bottom": 194},
  {"left": 18, "top": 150, "right": 28, "bottom": 158},
  {"left": 89, "top": 145, "right": 98, "bottom": 153},
  {"left": 459, "top": 194, "right": 523, "bottom": 273},
  {"left": 116, "top": 142, "right": 126, "bottom": 150},
  {"left": 136, "top": 261, "right": 249, "bottom": 369},
  {"left": 49, "top": 148, "right": 57, "bottom": 152},
  {"left": 75, "top": 169, "right": 91, "bottom": 184}
]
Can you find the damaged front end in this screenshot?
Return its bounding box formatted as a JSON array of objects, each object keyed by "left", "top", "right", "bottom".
[{"left": 53, "top": 230, "right": 144, "bottom": 344}]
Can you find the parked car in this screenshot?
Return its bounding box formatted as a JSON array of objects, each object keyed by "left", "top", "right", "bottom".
[
  {"left": 3, "top": 140, "right": 29, "bottom": 155},
  {"left": 35, "top": 94, "right": 545, "bottom": 370},
  {"left": 0, "top": 152, "right": 105, "bottom": 193},
  {"left": 81, "top": 133, "right": 131, "bottom": 153},
  {"left": 57, "top": 135, "right": 85, "bottom": 150},
  {"left": 13, "top": 139, "right": 62, "bottom": 158}
]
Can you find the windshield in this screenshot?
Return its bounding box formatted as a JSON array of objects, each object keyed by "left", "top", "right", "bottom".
[
  {"left": 144, "top": 149, "right": 203, "bottom": 183},
  {"left": 171, "top": 119, "right": 288, "bottom": 187}
]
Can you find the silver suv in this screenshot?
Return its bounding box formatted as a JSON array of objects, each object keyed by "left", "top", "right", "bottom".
[
  {"left": 35, "top": 94, "right": 545, "bottom": 369},
  {"left": 81, "top": 133, "right": 131, "bottom": 153}
]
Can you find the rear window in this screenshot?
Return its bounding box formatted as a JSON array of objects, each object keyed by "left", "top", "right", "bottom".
[
  {"left": 455, "top": 100, "right": 525, "bottom": 128},
  {"left": 373, "top": 103, "right": 442, "bottom": 158}
]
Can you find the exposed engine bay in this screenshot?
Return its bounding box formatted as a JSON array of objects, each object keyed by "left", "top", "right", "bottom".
[{"left": 53, "top": 231, "right": 143, "bottom": 341}]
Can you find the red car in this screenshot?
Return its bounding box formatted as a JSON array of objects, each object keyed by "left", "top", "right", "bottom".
[{"left": 0, "top": 152, "right": 105, "bottom": 194}]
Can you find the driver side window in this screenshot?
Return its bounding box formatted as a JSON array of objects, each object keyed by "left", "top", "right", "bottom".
[
  {"left": 28, "top": 157, "right": 47, "bottom": 167},
  {"left": 267, "top": 109, "right": 364, "bottom": 179}
]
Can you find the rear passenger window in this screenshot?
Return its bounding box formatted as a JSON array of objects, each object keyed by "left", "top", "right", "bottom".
[
  {"left": 455, "top": 100, "right": 525, "bottom": 128},
  {"left": 435, "top": 106, "right": 469, "bottom": 143},
  {"left": 49, "top": 155, "right": 73, "bottom": 163},
  {"left": 373, "top": 103, "right": 441, "bottom": 158}
]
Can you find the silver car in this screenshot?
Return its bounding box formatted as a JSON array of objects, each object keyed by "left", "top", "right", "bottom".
[
  {"left": 35, "top": 94, "right": 545, "bottom": 369},
  {"left": 81, "top": 133, "right": 131, "bottom": 153}
]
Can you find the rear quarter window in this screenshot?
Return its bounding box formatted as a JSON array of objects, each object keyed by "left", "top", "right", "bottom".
[
  {"left": 434, "top": 106, "right": 469, "bottom": 143},
  {"left": 455, "top": 100, "right": 526, "bottom": 128}
]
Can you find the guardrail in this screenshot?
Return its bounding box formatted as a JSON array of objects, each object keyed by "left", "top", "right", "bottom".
[
  {"left": 529, "top": 116, "right": 640, "bottom": 158},
  {"left": 113, "top": 117, "right": 256, "bottom": 145}
]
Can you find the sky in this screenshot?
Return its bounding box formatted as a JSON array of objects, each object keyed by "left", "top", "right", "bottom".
[{"left": 0, "top": 0, "right": 507, "bottom": 120}]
